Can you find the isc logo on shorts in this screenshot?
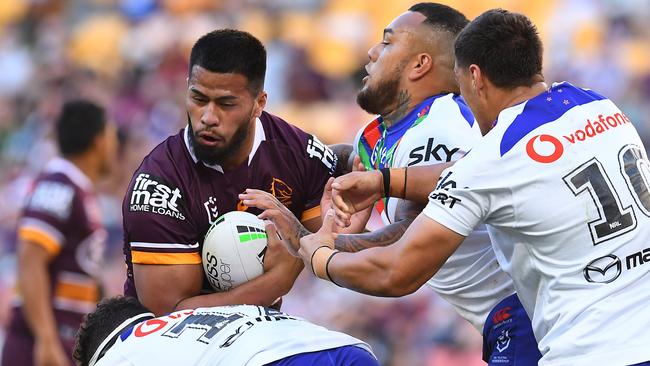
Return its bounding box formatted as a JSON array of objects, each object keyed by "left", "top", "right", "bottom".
[{"left": 129, "top": 173, "right": 186, "bottom": 220}]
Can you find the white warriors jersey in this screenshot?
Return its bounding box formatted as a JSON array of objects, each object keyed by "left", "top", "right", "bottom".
[
  {"left": 97, "top": 305, "right": 374, "bottom": 366},
  {"left": 423, "top": 82, "right": 650, "bottom": 365},
  {"left": 354, "top": 93, "right": 515, "bottom": 331}
]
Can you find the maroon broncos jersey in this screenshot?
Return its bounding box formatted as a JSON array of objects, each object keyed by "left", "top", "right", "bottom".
[
  {"left": 4, "top": 158, "right": 106, "bottom": 360},
  {"left": 122, "top": 111, "right": 337, "bottom": 297}
]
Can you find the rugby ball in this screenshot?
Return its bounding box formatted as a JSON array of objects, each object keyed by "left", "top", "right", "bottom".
[{"left": 202, "top": 211, "right": 268, "bottom": 292}]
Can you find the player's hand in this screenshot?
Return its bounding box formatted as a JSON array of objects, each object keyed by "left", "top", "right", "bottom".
[
  {"left": 263, "top": 220, "right": 301, "bottom": 267},
  {"left": 331, "top": 170, "right": 383, "bottom": 227},
  {"left": 263, "top": 221, "right": 303, "bottom": 294},
  {"left": 299, "top": 209, "right": 338, "bottom": 265},
  {"left": 34, "top": 337, "right": 70, "bottom": 366},
  {"left": 321, "top": 177, "right": 371, "bottom": 234},
  {"left": 241, "top": 189, "right": 309, "bottom": 253}
]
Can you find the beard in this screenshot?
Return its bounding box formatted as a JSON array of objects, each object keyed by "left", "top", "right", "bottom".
[
  {"left": 356, "top": 63, "right": 405, "bottom": 115},
  {"left": 187, "top": 114, "right": 251, "bottom": 166}
]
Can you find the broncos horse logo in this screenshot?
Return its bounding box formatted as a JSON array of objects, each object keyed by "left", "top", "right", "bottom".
[{"left": 271, "top": 178, "right": 293, "bottom": 206}]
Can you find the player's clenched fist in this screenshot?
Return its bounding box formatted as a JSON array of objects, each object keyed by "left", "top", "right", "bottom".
[{"left": 331, "top": 170, "right": 383, "bottom": 227}]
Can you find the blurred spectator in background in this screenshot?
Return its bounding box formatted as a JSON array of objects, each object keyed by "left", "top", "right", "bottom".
[
  {"left": 0, "top": 1, "right": 648, "bottom": 365},
  {"left": 1, "top": 100, "right": 117, "bottom": 366}
]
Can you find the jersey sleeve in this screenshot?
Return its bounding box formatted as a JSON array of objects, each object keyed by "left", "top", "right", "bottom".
[
  {"left": 123, "top": 171, "right": 201, "bottom": 265},
  {"left": 421, "top": 152, "right": 514, "bottom": 237},
  {"left": 17, "top": 179, "right": 76, "bottom": 255},
  {"left": 300, "top": 134, "right": 338, "bottom": 222}
]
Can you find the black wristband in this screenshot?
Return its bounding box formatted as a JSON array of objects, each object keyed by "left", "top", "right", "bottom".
[
  {"left": 380, "top": 168, "right": 391, "bottom": 198},
  {"left": 325, "top": 250, "right": 342, "bottom": 287},
  {"left": 403, "top": 166, "right": 408, "bottom": 199},
  {"left": 310, "top": 245, "right": 331, "bottom": 275}
]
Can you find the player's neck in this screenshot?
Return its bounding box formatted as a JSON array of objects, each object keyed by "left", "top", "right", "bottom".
[
  {"left": 382, "top": 90, "right": 412, "bottom": 128},
  {"left": 493, "top": 81, "right": 548, "bottom": 119},
  {"left": 66, "top": 154, "right": 101, "bottom": 184}
]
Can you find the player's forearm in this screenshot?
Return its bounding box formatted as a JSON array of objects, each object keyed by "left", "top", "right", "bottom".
[
  {"left": 174, "top": 260, "right": 303, "bottom": 311},
  {"left": 389, "top": 163, "right": 454, "bottom": 203},
  {"left": 310, "top": 214, "right": 461, "bottom": 297},
  {"left": 334, "top": 218, "right": 412, "bottom": 252},
  {"left": 325, "top": 247, "right": 422, "bottom": 297},
  {"left": 18, "top": 246, "right": 59, "bottom": 341}
]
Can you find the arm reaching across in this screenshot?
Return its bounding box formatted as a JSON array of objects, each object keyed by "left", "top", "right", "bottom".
[
  {"left": 334, "top": 199, "right": 423, "bottom": 253},
  {"left": 300, "top": 211, "right": 465, "bottom": 297}
]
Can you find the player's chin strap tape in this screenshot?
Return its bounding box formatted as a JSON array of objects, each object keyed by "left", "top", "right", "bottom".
[{"left": 88, "top": 312, "right": 155, "bottom": 366}]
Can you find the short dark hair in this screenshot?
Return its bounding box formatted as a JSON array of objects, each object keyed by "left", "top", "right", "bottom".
[
  {"left": 454, "top": 9, "right": 543, "bottom": 89},
  {"left": 408, "top": 2, "right": 469, "bottom": 36},
  {"left": 56, "top": 100, "right": 106, "bottom": 156},
  {"left": 73, "top": 296, "right": 150, "bottom": 366},
  {"left": 188, "top": 29, "right": 266, "bottom": 93}
]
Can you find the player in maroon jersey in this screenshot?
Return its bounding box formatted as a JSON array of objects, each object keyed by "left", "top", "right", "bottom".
[
  {"left": 2, "top": 101, "right": 118, "bottom": 366},
  {"left": 121, "top": 29, "right": 345, "bottom": 316}
]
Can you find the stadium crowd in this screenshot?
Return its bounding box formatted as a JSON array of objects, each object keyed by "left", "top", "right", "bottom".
[{"left": 0, "top": 0, "right": 649, "bottom": 365}]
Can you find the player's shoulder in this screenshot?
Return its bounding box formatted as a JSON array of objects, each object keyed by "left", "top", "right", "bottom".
[
  {"left": 260, "top": 111, "right": 337, "bottom": 175},
  {"left": 129, "top": 129, "right": 198, "bottom": 190},
  {"left": 137, "top": 130, "right": 188, "bottom": 174},
  {"left": 24, "top": 159, "right": 87, "bottom": 219},
  {"left": 259, "top": 110, "right": 309, "bottom": 146},
  {"left": 496, "top": 81, "right": 612, "bottom": 158},
  {"left": 427, "top": 93, "right": 476, "bottom": 129},
  {"left": 402, "top": 93, "right": 479, "bottom": 146}
]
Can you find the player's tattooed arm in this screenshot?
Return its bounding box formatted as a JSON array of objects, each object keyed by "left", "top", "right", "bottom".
[
  {"left": 334, "top": 199, "right": 424, "bottom": 253},
  {"left": 329, "top": 143, "right": 354, "bottom": 177}
]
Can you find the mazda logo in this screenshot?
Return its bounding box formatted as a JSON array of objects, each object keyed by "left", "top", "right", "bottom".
[{"left": 583, "top": 254, "right": 622, "bottom": 284}]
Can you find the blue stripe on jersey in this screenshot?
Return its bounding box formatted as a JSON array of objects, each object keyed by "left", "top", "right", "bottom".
[
  {"left": 499, "top": 82, "right": 607, "bottom": 157},
  {"left": 452, "top": 94, "right": 475, "bottom": 127}
]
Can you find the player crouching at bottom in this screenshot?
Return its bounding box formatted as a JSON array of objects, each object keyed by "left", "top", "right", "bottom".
[{"left": 73, "top": 296, "right": 378, "bottom": 366}]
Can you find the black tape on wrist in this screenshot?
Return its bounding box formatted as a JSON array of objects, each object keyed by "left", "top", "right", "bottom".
[
  {"left": 310, "top": 245, "right": 330, "bottom": 275},
  {"left": 325, "top": 250, "right": 342, "bottom": 287}
]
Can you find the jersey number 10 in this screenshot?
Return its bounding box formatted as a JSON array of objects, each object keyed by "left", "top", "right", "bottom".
[{"left": 563, "top": 144, "right": 650, "bottom": 245}]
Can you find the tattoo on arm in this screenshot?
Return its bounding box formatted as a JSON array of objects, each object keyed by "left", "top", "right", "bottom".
[
  {"left": 297, "top": 222, "right": 311, "bottom": 238},
  {"left": 335, "top": 218, "right": 413, "bottom": 252},
  {"left": 334, "top": 199, "right": 424, "bottom": 252},
  {"left": 329, "top": 143, "right": 354, "bottom": 176}
]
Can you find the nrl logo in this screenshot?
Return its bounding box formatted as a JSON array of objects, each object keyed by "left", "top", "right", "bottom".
[
  {"left": 496, "top": 330, "right": 511, "bottom": 353},
  {"left": 204, "top": 196, "right": 219, "bottom": 224},
  {"left": 271, "top": 178, "right": 293, "bottom": 206}
]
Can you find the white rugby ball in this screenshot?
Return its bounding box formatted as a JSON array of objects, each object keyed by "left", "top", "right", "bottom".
[{"left": 202, "top": 211, "right": 268, "bottom": 292}]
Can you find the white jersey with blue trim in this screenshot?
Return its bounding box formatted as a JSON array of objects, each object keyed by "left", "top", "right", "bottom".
[
  {"left": 423, "top": 82, "right": 650, "bottom": 365},
  {"left": 96, "top": 305, "right": 374, "bottom": 366},
  {"left": 354, "top": 93, "right": 515, "bottom": 331}
]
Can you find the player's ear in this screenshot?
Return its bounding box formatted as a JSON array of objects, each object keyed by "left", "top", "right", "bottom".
[
  {"left": 253, "top": 91, "right": 267, "bottom": 118},
  {"left": 409, "top": 53, "right": 433, "bottom": 81},
  {"left": 91, "top": 127, "right": 107, "bottom": 155},
  {"left": 469, "top": 64, "right": 484, "bottom": 97}
]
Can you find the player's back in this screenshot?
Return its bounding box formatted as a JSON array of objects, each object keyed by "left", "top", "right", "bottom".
[
  {"left": 457, "top": 82, "right": 650, "bottom": 365},
  {"left": 8, "top": 158, "right": 106, "bottom": 348},
  {"left": 97, "top": 305, "right": 372, "bottom": 366}
]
